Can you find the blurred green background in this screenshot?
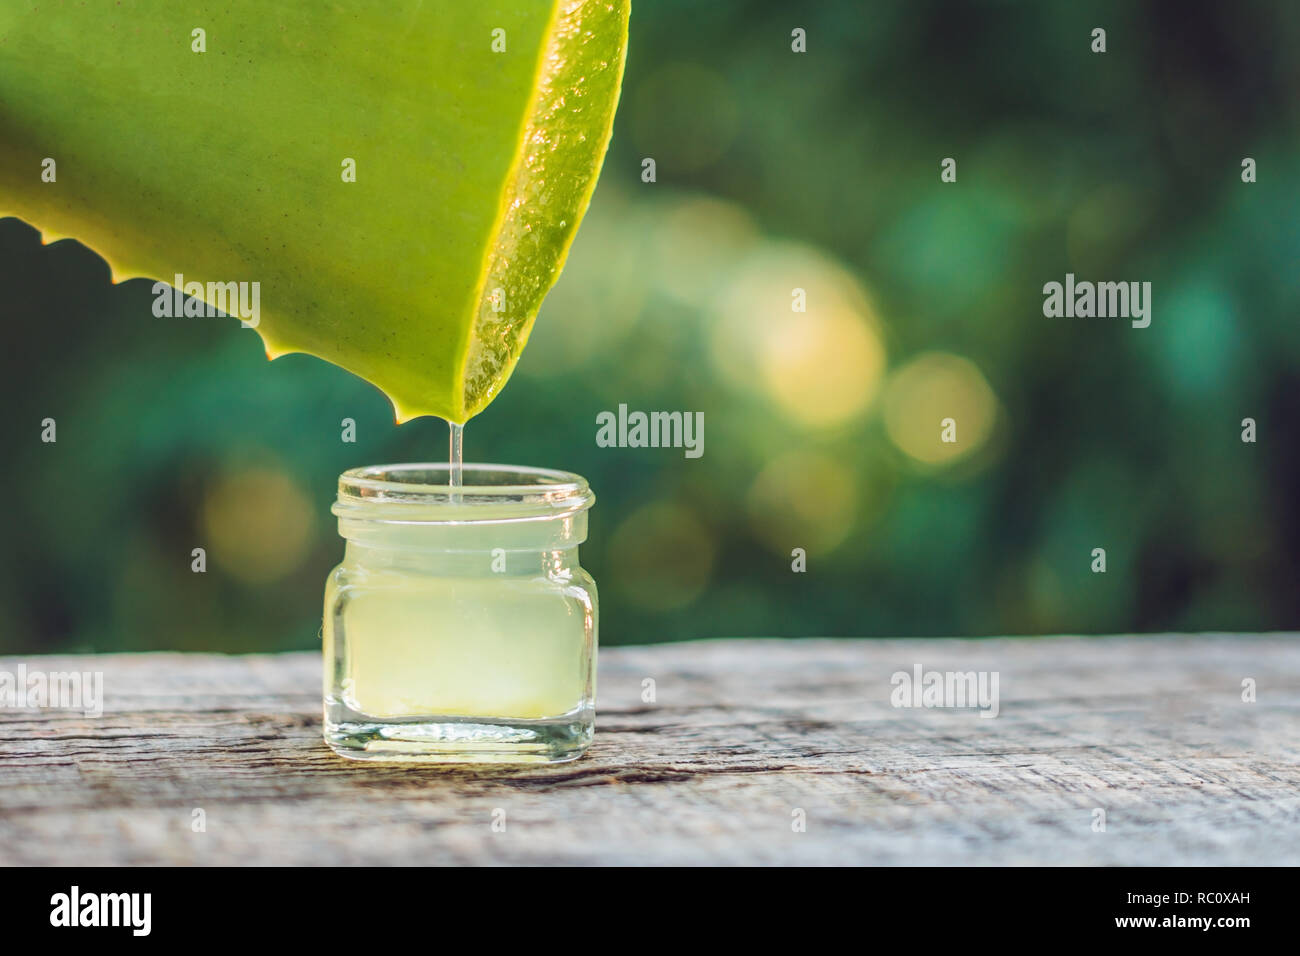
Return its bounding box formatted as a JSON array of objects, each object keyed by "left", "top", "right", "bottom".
[{"left": 2, "top": 0, "right": 1298, "bottom": 653}]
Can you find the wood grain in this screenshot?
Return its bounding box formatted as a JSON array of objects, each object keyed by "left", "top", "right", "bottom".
[{"left": 1, "top": 635, "right": 1297, "bottom": 865}]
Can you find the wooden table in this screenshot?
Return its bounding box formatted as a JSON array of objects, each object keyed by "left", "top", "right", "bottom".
[{"left": 1, "top": 635, "right": 1296, "bottom": 865}]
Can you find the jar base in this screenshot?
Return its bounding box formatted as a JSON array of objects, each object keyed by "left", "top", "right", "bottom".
[{"left": 323, "top": 700, "right": 593, "bottom": 764}]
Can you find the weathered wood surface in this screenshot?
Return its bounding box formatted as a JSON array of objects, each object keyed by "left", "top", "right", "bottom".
[{"left": 1, "top": 635, "right": 1297, "bottom": 866}]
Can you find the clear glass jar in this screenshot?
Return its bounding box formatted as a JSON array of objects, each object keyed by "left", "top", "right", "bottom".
[{"left": 323, "top": 463, "right": 597, "bottom": 763}]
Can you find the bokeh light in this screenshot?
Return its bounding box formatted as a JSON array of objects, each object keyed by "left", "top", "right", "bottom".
[
  {"left": 607, "top": 500, "right": 715, "bottom": 612},
  {"left": 200, "top": 465, "right": 316, "bottom": 583},
  {"left": 881, "top": 352, "right": 999, "bottom": 467},
  {"left": 650, "top": 194, "right": 761, "bottom": 306},
  {"left": 747, "top": 450, "right": 859, "bottom": 556},
  {"left": 710, "top": 242, "right": 886, "bottom": 428}
]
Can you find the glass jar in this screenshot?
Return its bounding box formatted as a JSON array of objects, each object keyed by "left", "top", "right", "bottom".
[{"left": 323, "top": 463, "right": 597, "bottom": 763}]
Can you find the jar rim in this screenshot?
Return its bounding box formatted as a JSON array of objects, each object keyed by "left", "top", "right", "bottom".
[{"left": 333, "top": 462, "right": 595, "bottom": 524}]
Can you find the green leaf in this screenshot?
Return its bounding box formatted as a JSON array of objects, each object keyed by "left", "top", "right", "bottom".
[{"left": 0, "top": 1, "right": 629, "bottom": 422}]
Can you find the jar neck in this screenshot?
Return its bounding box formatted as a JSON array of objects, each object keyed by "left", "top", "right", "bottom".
[
  {"left": 344, "top": 540, "right": 580, "bottom": 576},
  {"left": 339, "top": 510, "right": 587, "bottom": 550}
]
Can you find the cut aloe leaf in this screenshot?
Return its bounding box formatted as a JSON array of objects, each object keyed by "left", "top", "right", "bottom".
[{"left": 0, "top": 1, "right": 629, "bottom": 422}]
